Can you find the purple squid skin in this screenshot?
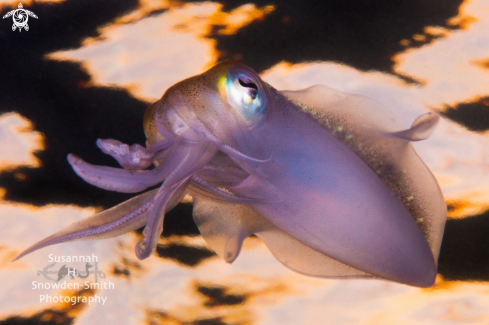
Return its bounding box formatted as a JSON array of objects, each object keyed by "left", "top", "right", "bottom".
[
  {"left": 14, "top": 62, "right": 446, "bottom": 288},
  {"left": 230, "top": 90, "right": 437, "bottom": 287}
]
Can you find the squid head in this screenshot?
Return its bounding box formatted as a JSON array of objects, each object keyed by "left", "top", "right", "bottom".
[{"left": 13, "top": 62, "right": 446, "bottom": 288}]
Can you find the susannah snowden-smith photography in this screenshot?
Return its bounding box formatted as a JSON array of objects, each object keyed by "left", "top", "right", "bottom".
[{"left": 32, "top": 254, "right": 113, "bottom": 306}]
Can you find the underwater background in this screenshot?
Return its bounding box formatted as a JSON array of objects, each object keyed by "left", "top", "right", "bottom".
[{"left": 1, "top": 0, "right": 489, "bottom": 324}]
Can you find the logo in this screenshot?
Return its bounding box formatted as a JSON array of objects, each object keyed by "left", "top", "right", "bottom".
[
  {"left": 3, "top": 3, "right": 38, "bottom": 32},
  {"left": 37, "top": 261, "right": 107, "bottom": 283}
]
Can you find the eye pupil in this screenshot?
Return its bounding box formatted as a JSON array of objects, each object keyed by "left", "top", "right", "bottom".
[
  {"left": 238, "top": 78, "right": 259, "bottom": 101},
  {"left": 249, "top": 89, "right": 257, "bottom": 100},
  {"left": 238, "top": 78, "right": 258, "bottom": 90}
]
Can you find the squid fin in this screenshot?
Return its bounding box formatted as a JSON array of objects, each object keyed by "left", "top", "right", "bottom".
[{"left": 389, "top": 112, "right": 440, "bottom": 141}]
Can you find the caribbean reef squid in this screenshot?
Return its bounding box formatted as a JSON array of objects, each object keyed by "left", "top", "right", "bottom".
[{"left": 14, "top": 62, "right": 446, "bottom": 288}]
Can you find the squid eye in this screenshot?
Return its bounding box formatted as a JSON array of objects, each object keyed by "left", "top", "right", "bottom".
[{"left": 225, "top": 74, "right": 265, "bottom": 126}]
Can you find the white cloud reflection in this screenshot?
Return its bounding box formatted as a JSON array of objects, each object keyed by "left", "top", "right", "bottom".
[
  {"left": 0, "top": 113, "right": 44, "bottom": 171},
  {"left": 393, "top": 0, "right": 489, "bottom": 107}
]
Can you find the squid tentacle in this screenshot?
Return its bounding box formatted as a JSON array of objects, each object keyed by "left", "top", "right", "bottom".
[
  {"left": 67, "top": 147, "right": 185, "bottom": 193},
  {"left": 12, "top": 189, "right": 158, "bottom": 261},
  {"left": 135, "top": 149, "right": 193, "bottom": 259},
  {"left": 135, "top": 143, "right": 217, "bottom": 259},
  {"left": 135, "top": 177, "right": 189, "bottom": 259},
  {"left": 35, "top": 200, "right": 151, "bottom": 245},
  {"left": 97, "top": 138, "right": 173, "bottom": 170}
]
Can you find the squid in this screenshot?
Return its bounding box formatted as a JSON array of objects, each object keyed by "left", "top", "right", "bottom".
[{"left": 14, "top": 62, "right": 446, "bottom": 287}]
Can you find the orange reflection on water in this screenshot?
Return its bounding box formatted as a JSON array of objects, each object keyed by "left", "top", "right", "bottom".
[
  {"left": 472, "top": 57, "right": 489, "bottom": 70},
  {"left": 447, "top": 0, "right": 479, "bottom": 30},
  {"left": 0, "top": 113, "right": 44, "bottom": 171},
  {"left": 49, "top": 2, "right": 274, "bottom": 102},
  {"left": 393, "top": 0, "right": 489, "bottom": 108},
  {"left": 115, "top": 0, "right": 175, "bottom": 25},
  {"left": 115, "top": 0, "right": 275, "bottom": 36},
  {"left": 208, "top": 3, "right": 274, "bottom": 35},
  {"left": 423, "top": 26, "right": 451, "bottom": 38},
  {"left": 0, "top": 0, "right": 64, "bottom": 6},
  {"left": 446, "top": 192, "right": 489, "bottom": 219}
]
